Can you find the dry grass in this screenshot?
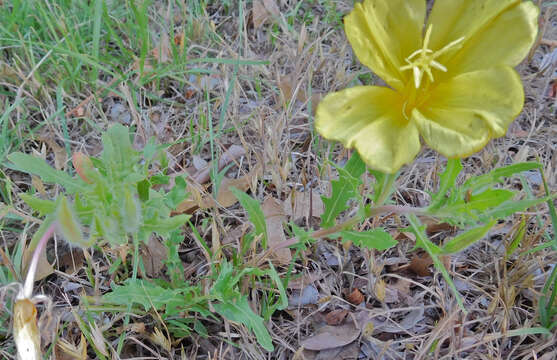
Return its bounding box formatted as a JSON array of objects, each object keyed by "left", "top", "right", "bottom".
[{"left": 1, "top": 0, "right": 556, "bottom": 359}]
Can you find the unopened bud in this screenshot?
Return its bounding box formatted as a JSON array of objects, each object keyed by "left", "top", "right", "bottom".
[{"left": 72, "top": 152, "right": 95, "bottom": 184}]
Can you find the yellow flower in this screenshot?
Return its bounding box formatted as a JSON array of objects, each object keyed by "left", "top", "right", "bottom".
[{"left": 316, "top": 0, "right": 539, "bottom": 173}]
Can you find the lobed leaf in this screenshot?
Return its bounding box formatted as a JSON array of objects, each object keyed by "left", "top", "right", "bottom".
[
  {"left": 321, "top": 152, "right": 365, "bottom": 228},
  {"left": 231, "top": 187, "right": 267, "bottom": 246}
]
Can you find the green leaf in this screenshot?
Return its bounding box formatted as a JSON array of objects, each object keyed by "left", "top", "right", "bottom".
[
  {"left": 137, "top": 179, "right": 150, "bottom": 202},
  {"left": 481, "top": 197, "right": 549, "bottom": 222},
  {"left": 506, "top": 217, "right": 526, "bottom": 256},
  {"left": 7, "top": 152, "right": 85, "bottom": 193},
  {"left": 143, "top": 214, "right": 190, "bottom": 238},
  {"left": 266, "top": 261, "right": 288, "bottom": 311},
  {"left": 442, "top": 221, "right": 495, "bottom": 254},
  {"left": 230, "top": 187, "right": 267, "bottom": 246},
  {"left": 461, "top": 162, "right": 542, "bottom": 193},
  {"left": 439, "top": 189, "right": 515, "bottom": 217},
  {"left": 369, "top": 169, "right": 397, "bottom": 205},
  {"left": 20, "top": 193, "right": 56, "bottom": 216},
  {"left": 340, "top": 229, "right": 397, "bottom": 250},
  {"left": 56, "top": 196, "right": 92, "bottom": 247},
  {"left": 429, "top": 159, "right": 462, "bottom": 210},
  {"left": 321, "top": 152, "right": 365, "bottom": 228},
  {"left": 506, "top": 327, "right": 551, "bottom": 337},
  {"left": 165, "top": 176, "right": 189, "bottom": 209},
  {"left": 101, "top": 123, "right": 139, "bottom": 176},
  {"left": 103, "top": 278, "right": 183, "bottom": 312},
  {"left": 213, "top": 295, "right": 273, "bottom": 351}
]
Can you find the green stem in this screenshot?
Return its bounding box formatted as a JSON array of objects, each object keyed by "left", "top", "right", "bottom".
[
  {"left": 256, "top": 204, "right": 424, "bottom": 266},
  {"left": 376, "top": 171, "right": 397, "bottom": 206},
  {"left": 407, "top": 213, "right": 466, "bottom": 312}
]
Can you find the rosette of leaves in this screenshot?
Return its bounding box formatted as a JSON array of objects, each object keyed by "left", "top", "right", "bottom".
[{"left": 7, "top": 124, "right": 190, "bottom": 248}]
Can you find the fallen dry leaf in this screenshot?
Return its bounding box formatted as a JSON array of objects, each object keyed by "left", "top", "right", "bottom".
[
  {"left": 316, "top": 341, "right": 360, "bottom": 360},
  {"left": 173, "top": 167, "right": 258, "bottom": 213},
  {"left": 57, "top": 333, "right": 88, "bottom": 360},
  {"left": 408, "top": 254, "right": 433, "bottom": 277},
  {"left": 284, "top": 189, "right": 324, "bottom": 221},
  {"left": 88, "top": 322, "right": 109, "bottom": 357},
  {"left": 141, "top": 236, "right": 167, "bottom": 278},
  {"left": 194, "top": 144, "right": 246, "bottom": 184},
  {"left": 23, "top": 242, "right": 53, "bottom": 283},
  {"left": 324, "top": 309, "right": 349, "bottom": 326},
  {"left": 289, "top": 284, "right": 319, "bottom": 307},
  {"left": 209, "top": 173, "right": 253, "bottom": 208},
  {"left": 252, "top": 0, "right": 268, "bottom": 28},
  {"left": 426, "top": 222, "right": 457, "bottom": 236},
  {"left": 346, "top": 288, "right": 364, "bottom": 305},
  {"left": 287, "top": 271, "right": 324, "bottom": 290},
  {"left": 262, "top": 0, "right": 280, "bottom": 17},
  {"left": 301, "top": 323, "right": 361, "bottom": 351},
  {"left": 262, "top": 196, "right": 292, "bottom": 264},
  {"left": 38, "top": 134, "right": 67, "bottom": 171}
]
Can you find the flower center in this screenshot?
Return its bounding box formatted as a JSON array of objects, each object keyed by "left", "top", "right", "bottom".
[{"left": 400, "top": 25, "right": 465, "bottom": 89}]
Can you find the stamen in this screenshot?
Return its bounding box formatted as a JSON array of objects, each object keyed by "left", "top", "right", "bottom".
[{"left": 399, "top": 25, "right": 465, "bottom": 88}]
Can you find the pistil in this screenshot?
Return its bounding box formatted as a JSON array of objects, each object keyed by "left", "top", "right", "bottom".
[{"left": 400, "top": 25, "right": 465, "bottom": 88}]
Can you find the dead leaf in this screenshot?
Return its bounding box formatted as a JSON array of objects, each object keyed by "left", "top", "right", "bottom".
[
  {"left": 262, "top": 196, "right": 292, "bottom": 264},
  {"left": 58, "top": 249, "right": 85, "bottom": 275},
  {"left": 173, "top": 181, "right": 205, "bottom": 214},
  {"left": 38, "top": 304, "right": 59, "bottom": 349},
  {"left": 252, "top": 0, "right": 268, "bottom": 28},
  {"left": 278, "top": 74, "right": 307, "bottom": 105},
  {"left": 23, "top": 242, "right": 53, "bottom": 283},
  {"left": 38, "top": 134, "right": 67, "bottom": 171},
  {"left": 141, "top": 236, "right": 167, "bottom": 278},
  {"left": 346, "top": 288, "right": 364, "bottom": 305},
  {"left": 426, "top": 222, "right": 457, "bottom": 236},
  {"left": 388, "top": 279, "right": 411, "bottom": 303},
  {"left": 284, "top": 189, "right": 324, "bottom": 221},
  {"left": 325, "top": 309, "right": 349, "bottom": 326},
  {"left": 316, "top": 341, "right": 360, "bottom": 360},
  {"left": 192, "top": 155, "right": 209, "bottom": 171},
  {"left": 209, "top": 174, "right": 252, "bottom": 208},
  {"left": 32, "top": 175, "right": 47, "bottom": 196},
  {"left": 174, "top": 167, "right": 259, "bottom": 214},
  {"left": 262, "top": 0, "right": 280, "bottom": 17},
  {"left": 287, "top": 272, "right": 324, "bottom": 290},
  {"left": 301, "top": 323, "right": 361, "bottom": 351},
  {"left": 193, "top": 145, "right": 246, "bottom": 184},
  {"left": 57, "top": 333, "right": 87, "bottom": 360},
  {"left": 289, "top": 284, "right": 319, "bottom": 307},
  {"left": 89, "top": 322, "right": 109, "bottom": 357},
  {"left": 408, "top": 254, "right": 433, "bottom": 277},
  {"left": 395, "top": 231, "right": 416, "bottom": 242}
]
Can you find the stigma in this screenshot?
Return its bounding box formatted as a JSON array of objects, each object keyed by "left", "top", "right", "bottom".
[{"left": 400, "top": 25, "right": 465, "bottom": 88}]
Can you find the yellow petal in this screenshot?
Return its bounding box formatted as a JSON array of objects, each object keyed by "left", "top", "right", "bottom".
[
  {"left": 316, "top": 86, "right": 420, "bottom": 174},
  {"left": 428, "top": 1, "right": 539, "bottom": 76},
  {"left": 345, "top": 0, "right": 425, "bottom": 92},
  {"left": 413, "top": 67, "right": 523, "bottom": 157}
]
